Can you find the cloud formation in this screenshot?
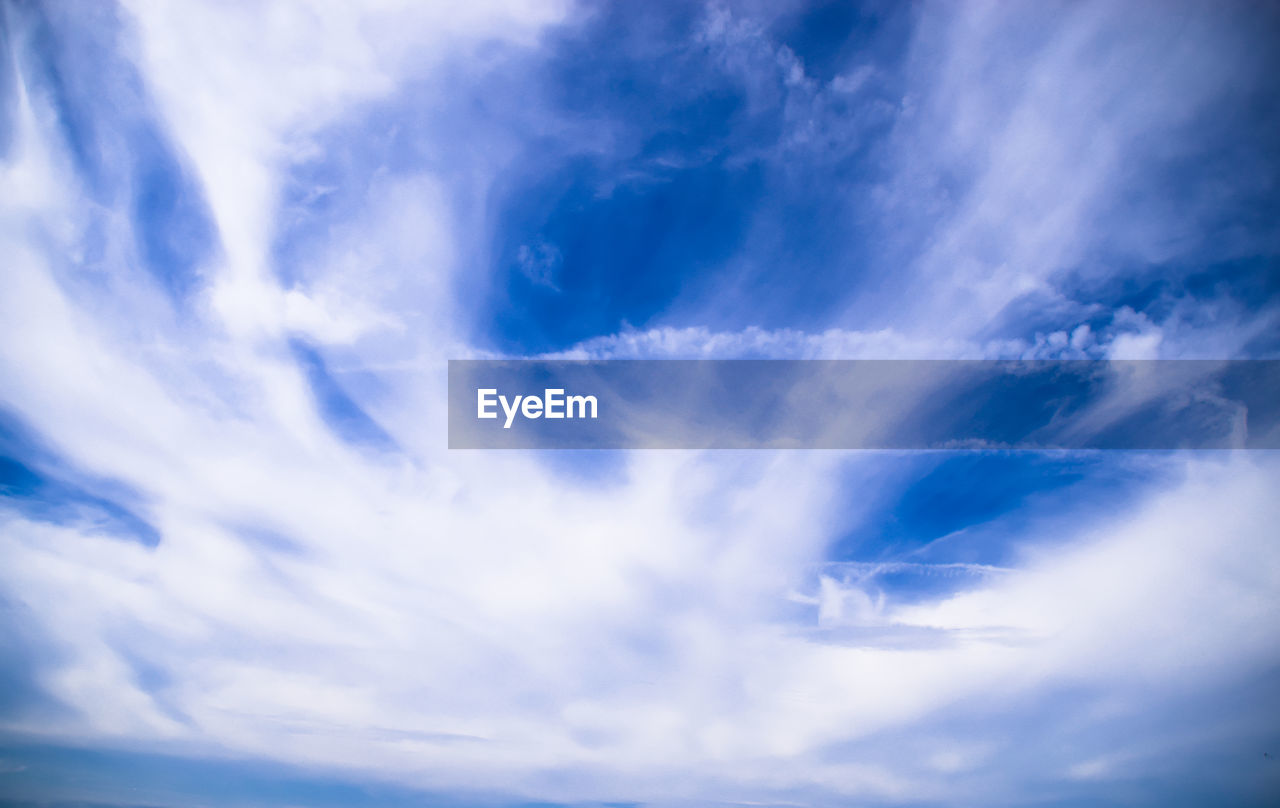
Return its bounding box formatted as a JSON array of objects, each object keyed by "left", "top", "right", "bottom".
[{"left": 1, "top": 1, "right": 1278, "bottom": 805}]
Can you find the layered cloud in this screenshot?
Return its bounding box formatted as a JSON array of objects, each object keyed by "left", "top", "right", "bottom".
[{"left": 1, "top": 1, "right": 1278, "bottom": 806}]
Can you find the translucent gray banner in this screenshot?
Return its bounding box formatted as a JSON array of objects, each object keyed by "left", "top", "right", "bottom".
[{"left": 447, "top": 360, "right": 1280, "bottom": 450}]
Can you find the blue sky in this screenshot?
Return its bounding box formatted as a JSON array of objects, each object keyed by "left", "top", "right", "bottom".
[{"left": 1, "top": 1, "right": 1279, "bottom": 806}]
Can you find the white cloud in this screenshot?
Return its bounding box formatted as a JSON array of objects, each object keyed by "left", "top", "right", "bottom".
[
  {"left": 1, "top": 1, "right": 1277, "bottom": 806},
  {"left": 835, "top": 0, "right": 1277, "bottom": 345}
]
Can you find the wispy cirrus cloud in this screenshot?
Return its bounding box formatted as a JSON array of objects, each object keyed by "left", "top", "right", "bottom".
[{"left": 1, "top": 1, "right": 1278, "bottom": 806}]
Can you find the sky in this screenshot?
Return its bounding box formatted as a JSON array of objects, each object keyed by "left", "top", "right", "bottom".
[{"left": 1, "top": 0, "right": 1279, "bottom": 806}]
